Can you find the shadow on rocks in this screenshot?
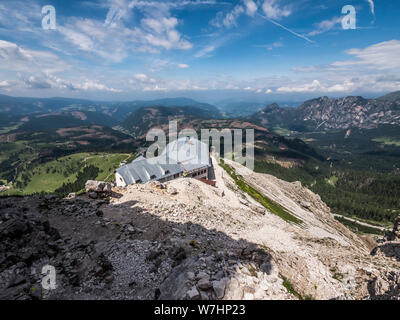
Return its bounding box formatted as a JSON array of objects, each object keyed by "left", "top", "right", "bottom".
[{"left": 0, "top": 194, "right": 274, "bottom": 300}]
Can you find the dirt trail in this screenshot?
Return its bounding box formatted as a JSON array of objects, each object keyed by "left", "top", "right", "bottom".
[{"left": 333, "top": 214, "right": 390, "bottom": 232}]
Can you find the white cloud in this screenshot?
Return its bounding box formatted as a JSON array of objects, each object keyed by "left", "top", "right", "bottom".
[
  {"left": 285, "top": 40, "right": 400, "bottom": 95},
  {"left": 0, "top": 1, "right": 41, "bottom": 32},
  {"left": 223, "top": 5, "right": 245, "bottom": 28},
  {"left": 212, "top": 0, "right": 258, "bottom": 29},
  {"left": 17, "top": 73, "right": 121, "bottom": 92},
  {"left": 131, "top": 73, "right": 157, "bottom": 84},
  {"left": 138, "top": 17, "right": 193, "bottom": 50},
  {"left": 177, "top": 64, "right": 190, "bottom": 69},
  {"left": 267, "top": 41, "right": 283, "bottom": 50},
  {"left": 20, "top": 75, "right": 52, "bottom": 89},
  {"left": 21, "top": 0, "right": 194, "bottom": 64},
  {"left": 212, "top": 5, "right": 244, "bottom": 29},
  {"left": 0, "top": 80, "right": 15, "bottom": 90},
  {"left": 332, "top": 40, "right": 400, "bottom": 71},
  {"left": 194, "top": 45, "right": 216, "bottom": 58},
  {"left": 73, "top": 79, "right": 121, "bottom": 92},
  {"left": 104, "top": 0, "right": 133, "bottom": 27},
  {"left": 366, "top": 0, "right": 375, "bottom": 17},
  {"left": 244, "top": 0, "right": 258, "bottom": 17},
  {"left": 13, "top": 72, "right": 121, "bottom": 93},
  {"left": 277, "top": 79, "right": 355, "bottom": 93},
  {"left": 0, "top": 39, "right": 122, "bottom": 93},
  {"left": 56, "top": 13, "right": 193, "bottom": 62},
  {"left": 0, "top": 40, "right": 68, "bottom": 74},
  {"left": 308, "top": 17, "right": 342, "bottom": 36},
  {"left": 262, "top": 0, "right": 291, "bottom": 20},
  {"left": 58, "top": 26, "right": 94, "bottom": 52}
]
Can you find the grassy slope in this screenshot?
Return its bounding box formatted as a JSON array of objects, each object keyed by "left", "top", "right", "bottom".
[
  {"left": 253, "top": 125, "right": 400, "bottom": 226},
  {"left": 3, "top": 152, "right": 134, "bottom": 195},
  {"left": 219, "top": 159, "right": 302, "bottom": 225}
]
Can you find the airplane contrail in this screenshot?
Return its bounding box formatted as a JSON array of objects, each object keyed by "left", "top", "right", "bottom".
[{"left": 257, "top": 13, "right": 315, "bottom": 44}]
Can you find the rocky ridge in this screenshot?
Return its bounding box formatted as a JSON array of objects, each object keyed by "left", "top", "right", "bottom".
[
  {"left": 0, "top": 157, "right": 399, "bottom": 300},
  {"left": 252, "top": 93, "right": 400, "bottom": 131}
]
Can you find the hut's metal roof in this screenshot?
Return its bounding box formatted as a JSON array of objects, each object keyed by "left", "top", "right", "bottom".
[
  {"left": 117, "top": 138, "right": 210, "bottom": 184},
  {"left": 116, "top": 155, "right": 182, "bottom": 184},
  {"left": 161, "top": 137, "right": 210, "bottom": 168}
]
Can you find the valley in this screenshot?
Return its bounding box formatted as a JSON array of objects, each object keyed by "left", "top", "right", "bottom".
[
  {"left": 253, "top": 130, "right": 400, "bottom": 234},
  {"left": 0, "top": 92, "right": 400, "bottom": 236}
]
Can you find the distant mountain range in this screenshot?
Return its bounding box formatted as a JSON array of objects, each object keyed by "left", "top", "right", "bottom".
[
  {"left": 1, "top": 91, "right": 400, "bottom": 133},
  {"left": 15, "top": 111, "right": 119, "bottom": 132},
  {"left": 118, "top": 105, "right": 324, "bottom": 164},
  {"left": 250, "top": 91, "right": 400, "bottom": 131},
  {"left": 120, "top": 105, "right": 218, "bottom": 138},
  {"left": 0, "top": 94, "right": 222, "bottom": 120},
  {"left": 217, "top": 100, "right": 300, "bottom": 117}
]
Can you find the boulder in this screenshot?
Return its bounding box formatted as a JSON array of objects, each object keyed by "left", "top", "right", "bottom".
[
  {"left": 224, "top": 278, "right": 243, "bottom": 300},
  {"left": 195, "top": 271, "right": 208, "bottom": 280},
  {"left": 167, "top": 186, "right": 178, "bottom": 195},
  {"left": 187, "top": 272, "right": 195, "bottom": 281},
  {"left": 300, "top": 201, "right": 312, "bottom": 209},
  {"left": 372, "top": 243, "right": 400, "bottom": 261},
  {"left": 372, "top": 215, "right": 400, "bottom": 261},
  {"left": 186, "top": 286, "right": 201, "bottom": 300},
  {"left": 197, "top": 277, "right": 212, "bottom": 290},
  {"left": 88, "top": 192, "right": 98, "bottom": 200},
  {"left": 151, "top": 181, "right": 166, "bottom": 190},
  {"left": 85, "top": 180, "right": 112, "bottom": 194},
  {"left": 66, "top": 193, "right": 76, "bottom": 200},
  {"left": 368, "top": 271, "right": 400, "bottom": 300},
  {"left": 212, "top": 279, "right": 227, "bottom": 299},
  {"left": 102, "top": 183, "right": 112, "bottom": 193},
  {"left": 158, "top": 258, "right": 197, "bottom": 300},
  {"left": 0, "top": 186, "right": 10, "bottom": 193}
]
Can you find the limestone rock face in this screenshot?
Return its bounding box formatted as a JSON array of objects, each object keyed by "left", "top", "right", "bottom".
[
  {"left": 1, "top": 157, "right": 399, "bottom": 300},
  {"left": 369, "top": 215, "right": 400, "bottom": 300},
  {"left": 368, "top": 271, "right": 400, "bottom": 300},
  {"left": 372, "top": 215, "right": 400, "bottom": 261},
  {"left": 85, "top": 180, "right": 112, "bottom": 194},
  {"left": 212, "top": 279, "right": 227, "bottom": 299}
]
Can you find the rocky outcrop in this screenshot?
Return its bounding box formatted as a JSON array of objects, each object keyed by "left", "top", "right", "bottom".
[
  {"left": 1, "top": 158, "right": 399, "bottom": 300},
  {"left": 367, "top": 216, "right": 400, "bottom": 300},
  {"left": 371, "top": 215, "right": 400, "bottom": 262},
  {"left": 85, "top": 180, "right": 112, "bottom": 199},
  {"left": 85, "top": 180, "right": 112, "bottom": 194},
  {"left": 387, "top": 215, "right": 400, "bottom": 241},
  {"left": 251, "top": 94, "right": 400, "bottom": 131},
  {"left": 0, "top": 186, "right": 10, "bottom": 193},
  {"left": 367, "top": 271, "right": 400, "bottom": 300}
]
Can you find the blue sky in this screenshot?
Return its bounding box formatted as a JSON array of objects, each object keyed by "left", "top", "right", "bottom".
[{"left": 0, "top": 0, "right": 399, "bottom": 102}]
